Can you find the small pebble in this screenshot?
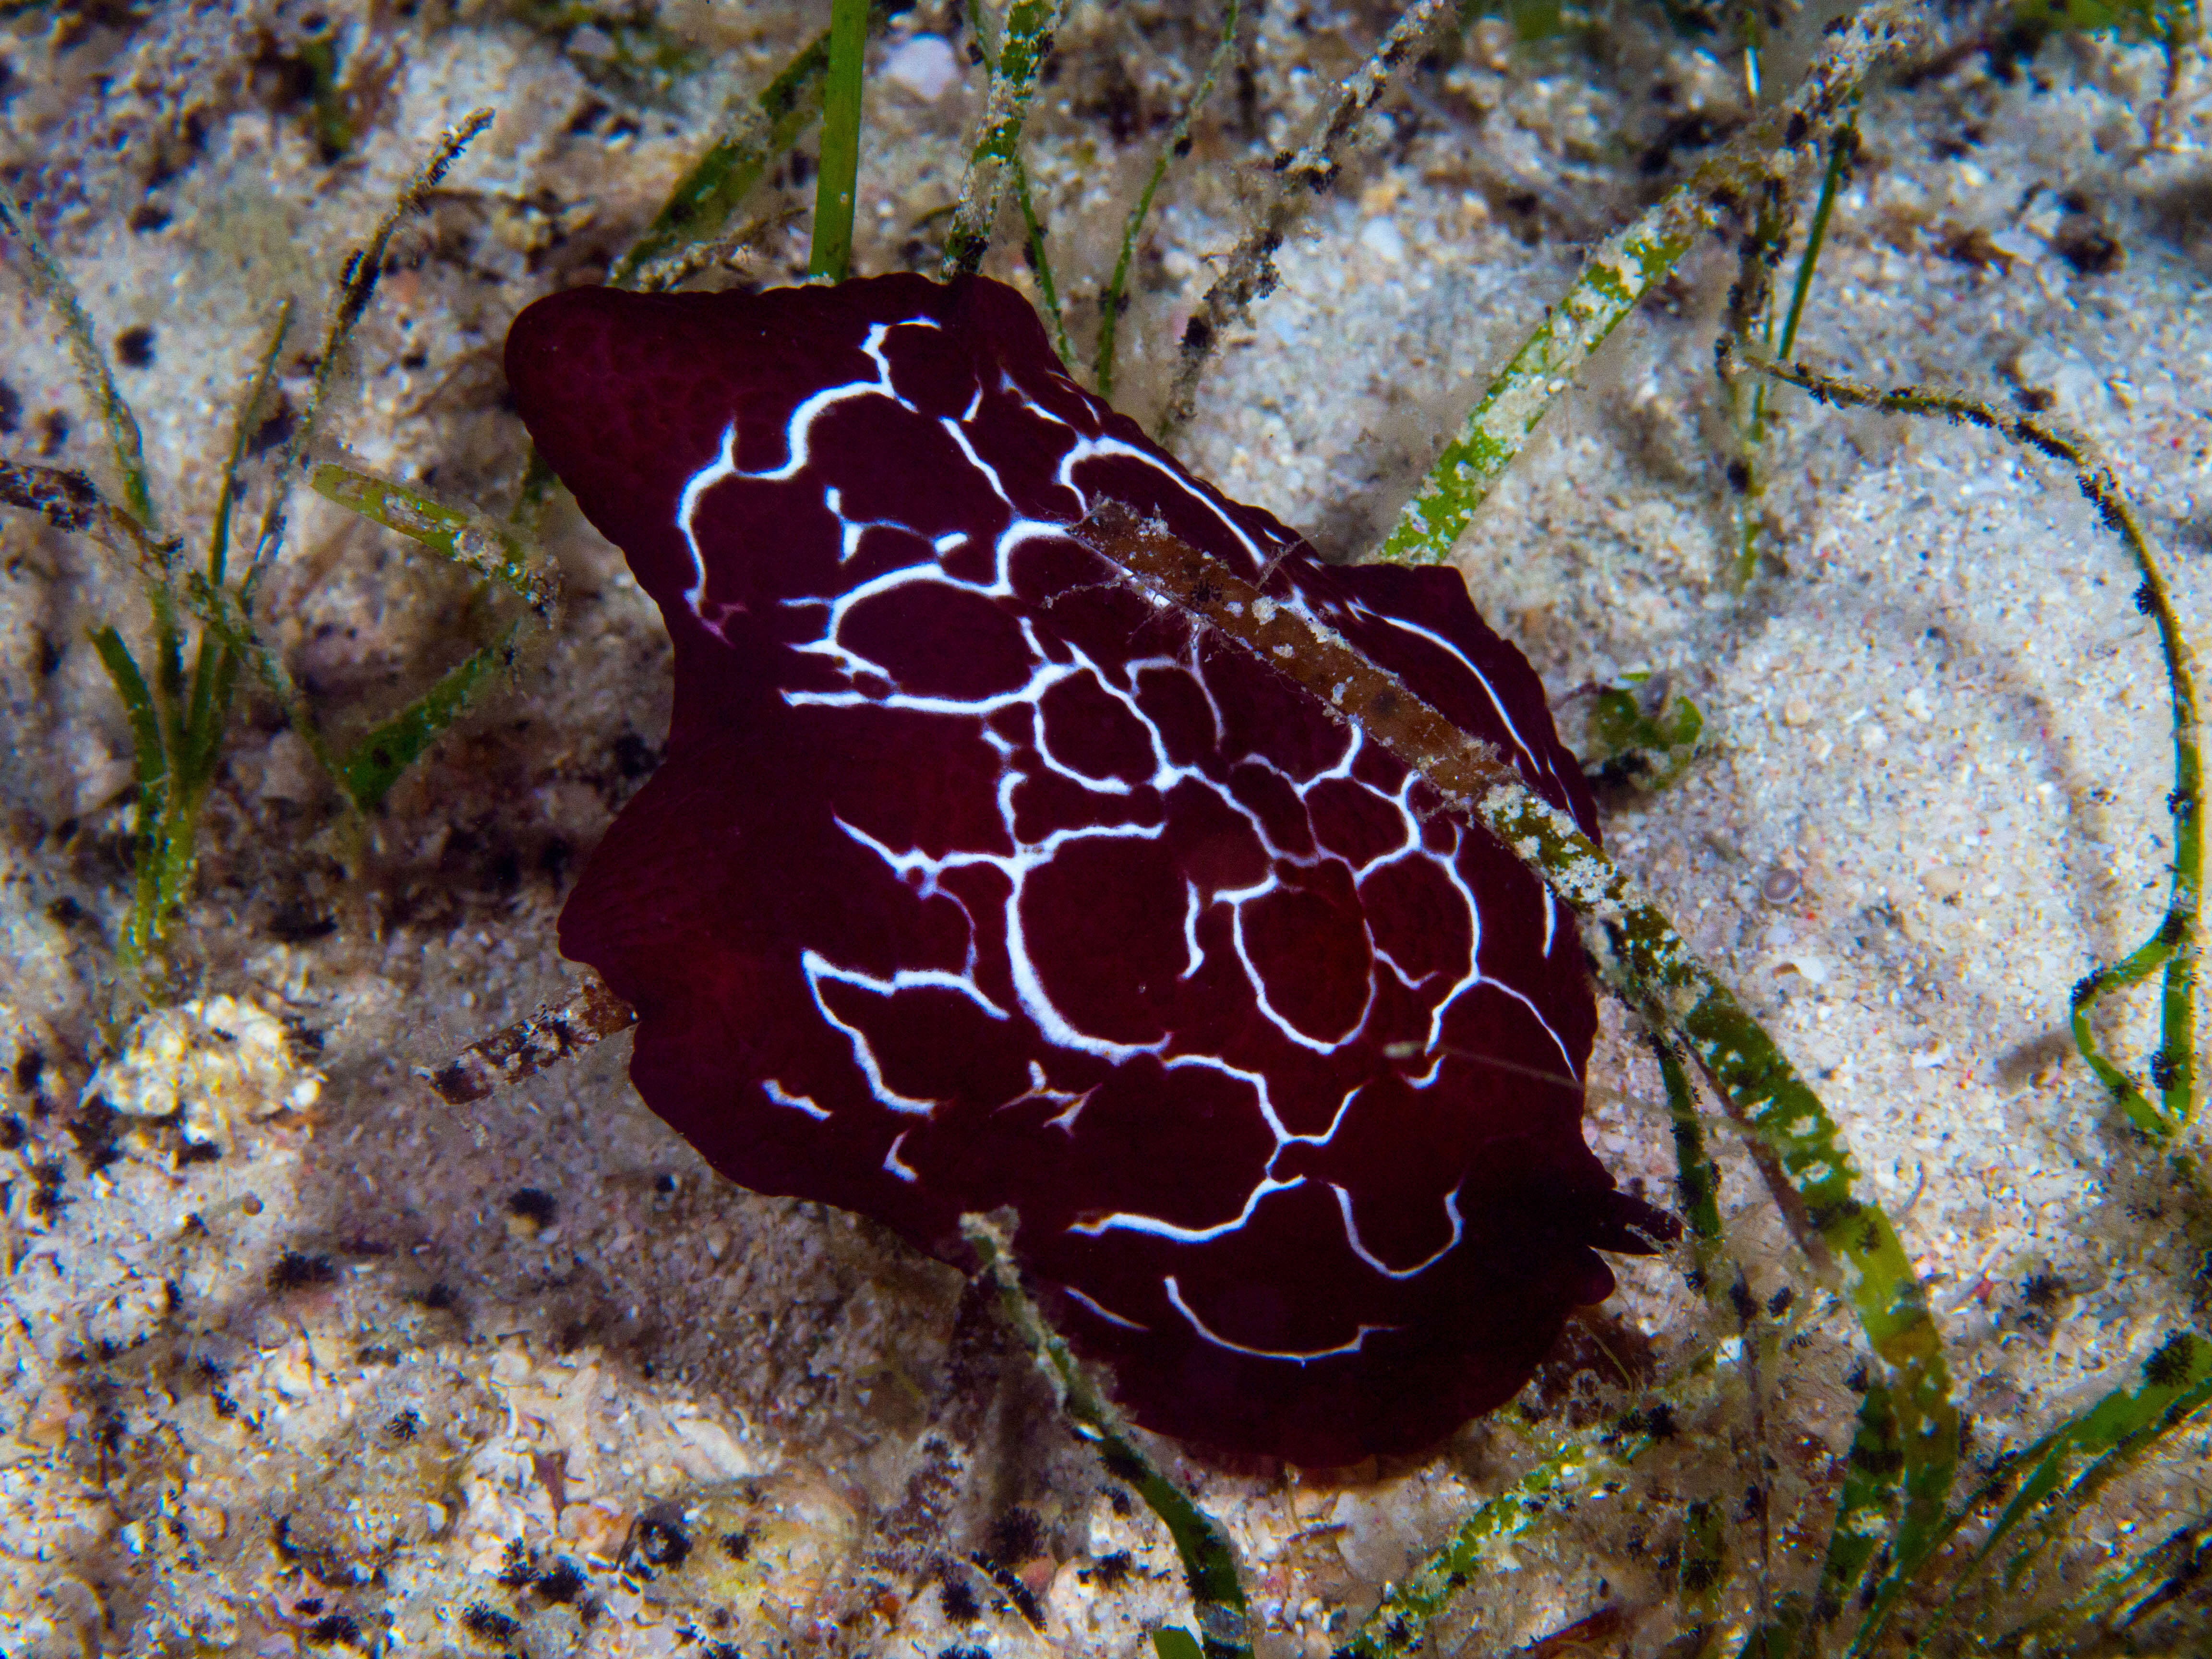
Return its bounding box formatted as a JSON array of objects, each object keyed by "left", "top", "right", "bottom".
[
  {"left": 186, "top": 1502, "right": 230, "bottom": 1541},
  {"left": 884, "top": 35, "right": 960, "bottom": 101},
  {"left": 1781, "top": 696, "right": 1814, "bottom": 727},
  {"left": 1923, "top": 865, "right": 1965, "bottom": 901},
  {"left": 1357, "top": 179, "right": 1404, "bottom": 216},
  {"left": 1358, "top": 218, "right": 1406, "bottom": 263},
  {"left": 567, "top": 23, "right": 616, "bottom": 60}
]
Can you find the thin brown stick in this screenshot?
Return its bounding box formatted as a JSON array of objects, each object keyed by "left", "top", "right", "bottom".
[{"left": 420, "top": 974, "right": 638, "bottom": 1105}]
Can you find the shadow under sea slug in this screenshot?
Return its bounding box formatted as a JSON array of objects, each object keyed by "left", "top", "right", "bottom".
[{"left": 504, "top": 272, "right": 1675, "bottom": 1466}]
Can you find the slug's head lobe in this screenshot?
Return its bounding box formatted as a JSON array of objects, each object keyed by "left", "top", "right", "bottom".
[{"left": 505, "top": 277, "right": 1087, "bottom": 609}]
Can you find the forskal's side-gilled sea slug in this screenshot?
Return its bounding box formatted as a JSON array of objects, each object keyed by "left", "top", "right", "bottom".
[{"left": 505, "top": 272, "right": 1675, "bottom": 1467}]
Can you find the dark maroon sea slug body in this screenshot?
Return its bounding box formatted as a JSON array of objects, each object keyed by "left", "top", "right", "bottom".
[{"left": 505, "top": 273, "right": 1672, "bottom": 1466}]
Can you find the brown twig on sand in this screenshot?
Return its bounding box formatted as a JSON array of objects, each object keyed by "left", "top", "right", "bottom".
[{"left": 420, "top": 974, "right": 638, "bottom": 1105}]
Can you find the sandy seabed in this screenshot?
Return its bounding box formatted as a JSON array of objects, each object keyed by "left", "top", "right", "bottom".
[{"left": 1, "top": 1, "right": 2209, "bottom": 1655}]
